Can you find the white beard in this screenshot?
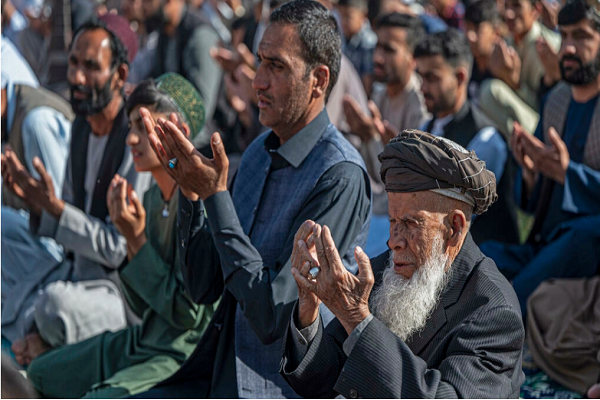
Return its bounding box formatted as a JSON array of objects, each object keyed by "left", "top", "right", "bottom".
[{"left": 370, "top": 235, "right": 451, "bottom": 341}]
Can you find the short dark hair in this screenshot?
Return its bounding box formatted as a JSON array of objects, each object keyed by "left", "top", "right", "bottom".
[
  {"left": 269, "top": 0, "right": 342, "bottom": 99},
  {"left": 70, "top": 17, "right": 130, "bottom": 69},
  {"left": 558, "top": 0, "right": 600, "bottom": 33},
  {"left": 375, "top": 12, "right": 425, "bottom": 52},
  {"left": 414, "top": 28, "right": 473, "bottom": 70},
  {"left": 338, "top": 0, "right": 368, "bottom": 12},
  {"left": 125, "top": 78, "right": 179, "bottom": 118},
  {"left": 465, "top": 0, "right": 500, "bottom": 25}
]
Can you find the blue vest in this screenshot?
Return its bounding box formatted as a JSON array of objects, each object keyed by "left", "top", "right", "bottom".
[{"left": 231, "top": 122, "right": 369, "bottom": 398}]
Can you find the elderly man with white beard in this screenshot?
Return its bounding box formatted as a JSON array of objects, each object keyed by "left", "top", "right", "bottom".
[{"left": 279, "top": 130, "right": 526, "bottom": 399}]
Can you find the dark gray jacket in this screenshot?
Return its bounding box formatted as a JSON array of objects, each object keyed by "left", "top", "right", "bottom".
[{"left": 281, "top": 233, "right": 525, "bottom": 398}]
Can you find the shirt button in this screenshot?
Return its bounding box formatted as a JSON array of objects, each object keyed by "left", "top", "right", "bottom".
[
  {"left": 349, "top": 389, "right": 358, "bottom": 398},
  {"left": 181, "top": 239, "right": 185, "bottom": 248},
  {"left": 96, "top": 179, "right": 101, "bottom": 184},
  {"left": 299, "top": 337, "right": 307, "bottom": 346}
]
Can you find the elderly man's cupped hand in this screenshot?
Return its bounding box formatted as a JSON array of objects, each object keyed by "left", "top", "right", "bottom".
[
  {"left": 140, "top": 107, "right": 229, "bottom": 201},
  {"left": 291, "top": 222, "right": 374, "bottom": 335}
]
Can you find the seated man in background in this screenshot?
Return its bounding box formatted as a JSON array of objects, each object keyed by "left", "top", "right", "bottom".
[
  {"left": 343, "top": 12, "right": 429, "bottom": 256},
  {"left": 478, "top": 0, "right": 560, "bottom": 137},
  {"left": 480, "top": 0, "right": 600, "bottom": 319},
  {"left": 464, "top": 0, "right": 502, "bottom": 104},
  {"left": 281, "top": 130, "right": 525, "bottom": 399},
  {"left": 1, "top": 75, "right": 73, "bottom": 345},
  {"left": 415, "top": 28, "right": 520, "bottom": 245},
  {"left": 24, "top": 74, "right": 221, "bottom": 399},
  {"left": 2, "top": 16, "right": 151, "bottom": 360}
]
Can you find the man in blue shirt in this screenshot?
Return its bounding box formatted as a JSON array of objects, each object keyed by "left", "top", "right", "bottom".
[
  {"left": 415, "top": 28, "right": 520, "bottom": 245},
  {"left": 481, "top": 0, "right": 600, "bottom": 319}
]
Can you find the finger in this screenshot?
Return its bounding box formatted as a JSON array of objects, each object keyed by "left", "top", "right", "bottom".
[
  {"left": 299, "top": 260, "right": 312, "bottom": 277},
  {"left": 294, "top": 220, "right": 316, "bottom": 243},
  {"left": 354, "top": 246, "right": 374, "bottom": 285},
  {"left": 129, "top": 185, "right": 144, "bottom": 217},
  {"left": 322, "top": 225, "right": 344, "bottom": 274},
  {"left": 368, "top": 100, "right": 382, "bottom": 121},
  {"left": 547, "top": 127, "right": 567, "bottom": 154},
  {"left": 163, "top": 119, "right": 197, "bottom": 156},
  {"left": 291, "top": 266, "right": 318, "bottom": 294},
  {"left": 32, "top": 157, "right": 52, "bottom": 190},
  {"left": 298, "top": 240, "right": 319, "bottom": 266},
  {"left": 210, "top": 132, "right": 229, "bottom": 171},
  {"left": 313, "top": 224, "right": 330, "bottom": 273},
  {"left": 155, "top": 119, "right": 178, "bottom": 157}
]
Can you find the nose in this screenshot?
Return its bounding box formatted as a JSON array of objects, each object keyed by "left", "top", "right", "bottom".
[
  {"left": 373, "top": 47, "right": 384, "bottom": 65},
  {"left": 388, "top": 223, "right": 408, "bottom": 251},
  {"left": 252, "top": 63, "right": 268, "bottom": 91},
  {"left": 126, "top": 130, "right": 139, "bottom": 147},
  {"left": 68, "top": 65, "right": 86, "bottom": 87}
]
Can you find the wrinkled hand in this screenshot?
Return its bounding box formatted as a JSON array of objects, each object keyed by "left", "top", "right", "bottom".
[
  {"left": 519, "top": 126, "right": 570, "bottom": 184},
  {"left": 1, "top": 147, "right": 63, "bottom": 218},
  {"left": 490, "top": 40, "right": 521, "bottom": 90},
  {"left": 107, "top": 174, "right": 146, "bottom": 257},
  {"left": 290, "top": 220, "right": 321, "bottom": 329},
  {"left": 291, "top": 224, "right": 374, "bottom": 335},
  {"left": 141, "top": 107, "right": 229, "bottom": 200},
  {"left": 536, "top": 37, "right": 560, "bottom": 86}
]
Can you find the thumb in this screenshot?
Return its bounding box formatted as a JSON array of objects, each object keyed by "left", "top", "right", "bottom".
[
  {"left": 368, "top": 100, "right": 382, "bottom": 121},
  {"left": 548, "top": 127, "right": 566, "bottom": 153},
  {"left": 210, "top": 132, "right": 229, "bottom": 171},
  {"left": 354, "top": 246, "right": 374, "bottom": 284},
  {"left": 129, "top": 186, "right": 145, "bottom": 217},
  {"left": 33, "top": 157, "right": 53, "bottom": 189}
]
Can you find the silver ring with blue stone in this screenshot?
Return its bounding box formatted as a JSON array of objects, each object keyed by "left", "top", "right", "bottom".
[
  {"left": 308, "top": 267, "right": 320, "bottom": 280},
  {"left": 168, "top": 158, "right": 178, "bottom": 169}
]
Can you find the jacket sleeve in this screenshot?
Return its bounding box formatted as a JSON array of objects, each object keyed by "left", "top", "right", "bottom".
[
  {"left": 119, "top": 240, "right": 215, "bottom": 330},
  {"left": 333, "top": 307, "right": 524, "bottom": 399},
  {"left": 202, "top": 162, "right": 370, "bottom": 345}
]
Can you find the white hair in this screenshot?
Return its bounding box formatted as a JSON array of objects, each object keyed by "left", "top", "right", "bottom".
[{"left": 370, "top": 234, "right": 452, "bottom": 341}]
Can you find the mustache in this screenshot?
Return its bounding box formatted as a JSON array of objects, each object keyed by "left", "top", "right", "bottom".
[
  {"left": 560, "top": 55, "right": 583, "bottom": 66},
  {"left": 70, "top": 85, "right": 93, "bottom": 97}
]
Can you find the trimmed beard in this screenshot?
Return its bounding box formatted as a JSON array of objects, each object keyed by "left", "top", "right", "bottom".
[
  {"left": 70, "top": 77, "right": 115, "bottom": 116},
  {"left": 370, "top": 234, "right": 451, "bottom": 341},
  {"left": 560, "top": 53, "right": 600, "bottom": 85}
]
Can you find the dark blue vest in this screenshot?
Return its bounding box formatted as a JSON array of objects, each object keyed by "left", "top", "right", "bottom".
[{"left": 231, "top": 121, "right": 369, "bottom": 398}]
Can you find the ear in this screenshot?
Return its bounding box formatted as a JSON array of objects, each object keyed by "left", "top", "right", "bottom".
[
  {"left": 115, "top": 64, "right": 129, "bottom": 90},
  {"left": 311, "top": 65, "right": 330, "bottom": 100},
  {"left": 455, "top": 66, "right": 469, "bottom": 87},
  {"left": 445, "top": 209, "right": 467, "bottom": 247},
  {"left": 532, "top": 0, "right": 542, "bottom": 18},
  {"left": 182, "top": 123, "right": 191, "bottom": 138}
]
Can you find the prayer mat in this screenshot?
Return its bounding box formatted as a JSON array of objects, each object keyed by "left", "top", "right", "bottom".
[{"left": 520, "top": 343, "right": 582, "bottom": 399}]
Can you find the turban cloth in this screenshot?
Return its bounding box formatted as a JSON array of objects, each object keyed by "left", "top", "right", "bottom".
[
  {"left": 155, "top": 73, "right": 206, "bottom": 140},
  {"left": 378, "top": 129, "right": 498, "bottom": 214}
]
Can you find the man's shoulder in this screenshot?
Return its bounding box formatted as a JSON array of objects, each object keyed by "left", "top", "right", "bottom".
[
  {"left": 317, "top": 124, "right": 366, "bottom": 168},
  {"left": 455, "top": 254, "right": 522, "bottom": 320}
]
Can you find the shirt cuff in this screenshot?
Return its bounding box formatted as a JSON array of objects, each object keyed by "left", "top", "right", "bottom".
[
  {"left": 32, "top": 208, "right": 59, "bottom": 238},
  {"left": 204, "top": 190, "right": 240, "bottom": 234},
  {"left": 177, "top": 192, "right": 205, "bottom": 237},
  {"left": 342, "top": 313, "right": 374, "bottom": 357},
  {"left": 289, "top": 303, "right": 320, "bottom": 365}
]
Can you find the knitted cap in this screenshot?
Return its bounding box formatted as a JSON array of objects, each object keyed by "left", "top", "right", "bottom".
[
  {"left": 99, "top": 13, "right": 138, "bottom": 63},
  {"left": 155, "top": 73, "right": 206, "bottom": 139}
]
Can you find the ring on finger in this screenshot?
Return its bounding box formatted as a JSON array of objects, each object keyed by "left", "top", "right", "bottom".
[
  {"left": 308, "top": 267, "right": 320, "bottom": 280},
  {"left": 168, "top": 158, "right": 178, "bottom": 169}
]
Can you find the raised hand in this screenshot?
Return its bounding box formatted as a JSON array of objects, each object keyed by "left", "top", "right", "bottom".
[
  {"left": 290, "top": 220, "right": 321, "bottom": 329},
  {"left": 140, "top": 107, "right": 229, "bottom": 201},
  {"left": 520, "top": 126, "right": 569, "bottom": 184},
  {"left": 292, "top": 224, "right": 374, "bottom": 335},
  {"left": 511, "top": 121, "right": 538, "bottom": 193},
  {"left": 536, "top": 36, "right": 560, "bottom": 86},
  {"left": 107, "top": 174, "right": 146, "bottom": 257},
  {"left": 2, "top": 147, "right": 63, "bottom": 218},
  {"left": 490, "top": 39, "right": 521, "bottom": 90},
  {"left": 343, "top": 95, "right": 379, "bottom": 142}
]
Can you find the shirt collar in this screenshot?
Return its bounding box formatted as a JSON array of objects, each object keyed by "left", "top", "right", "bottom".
[{"left": 264, "top": 109, "right": 331, "bottom": 169}]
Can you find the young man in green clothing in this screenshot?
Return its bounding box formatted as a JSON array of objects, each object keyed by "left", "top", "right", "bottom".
[{"left": 23, "top": 73, "right": 221, "bottom": 398}]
